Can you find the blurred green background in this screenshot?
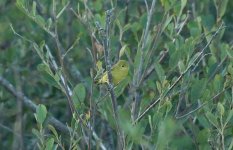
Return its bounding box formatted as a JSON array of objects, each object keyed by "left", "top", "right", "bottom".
[{"left": 1, "top": 0, "right": 233, "bottom": 149}]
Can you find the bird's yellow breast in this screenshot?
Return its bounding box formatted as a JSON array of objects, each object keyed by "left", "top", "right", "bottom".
[{"left": 98, "top": 60, "right": 129, "bottom": 85}]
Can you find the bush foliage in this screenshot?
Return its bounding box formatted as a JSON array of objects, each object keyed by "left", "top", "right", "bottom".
[{"left": 1, "top": 0, "right": 233, "bottom": 149}]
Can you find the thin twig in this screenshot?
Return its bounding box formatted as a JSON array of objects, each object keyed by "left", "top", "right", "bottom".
[
  {"left": 176, "top": 11, "right": 191, "bottom": 36},
  {"left": 56, "top": 1, "right": 70, "bottom": 19},
  {"left": 10, "top": 24, "right": 33, "bottom": 43},
  {"left": 98, "top": 9, "right": 124, "bottom": 149},
  {"left": 124, "top": 0, "right": 131, "bottom": 24},
  {"left": 207, "top": 56, "right": 228, "bottom": 82},
  {"left": 137, "top": 0, "right": 157, "bottom": 83},
  {"left": 131, "top": 0, "right": 157, "bottom": 121},
  {"left": 70, "top": 7, "right": 97, "bottom": 65},
  {"left": 0, "top": 76, "right": 69, "bottom": 133},
  {"left": 88, "top": 81, "right": 93, "bottom": 150},
  {"left": 52, "top": 0, "right": 87, "bottom": 128},
  {"left": 176, "top": 87, "right": 228, "bottom": 119},
  {"left": 11, "top": 2, "right": 105, "bottom": 148},
  {"left": 134, "top": 23, "right": 225, "bottom": 124},
  {"left": 104, "top": 9, "right": 124, "bottom": 149},
  {"left": 62, "top": 37, "right": 80, "bottom": 60},
  {"left": 139, "top": 12, "right": 168, "bottom": 84},
  {"left": 0, "top": 76, "right": 107, "bottom": 150},
  {"left": 175, "top": 55, "right": 228, "bottom": 119}
]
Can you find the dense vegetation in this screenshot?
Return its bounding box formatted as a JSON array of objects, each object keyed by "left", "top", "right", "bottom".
[{"left": 1, "top": 0, "right": 233, "bottom": 149}]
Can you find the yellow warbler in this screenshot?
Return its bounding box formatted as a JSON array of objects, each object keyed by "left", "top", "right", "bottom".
[{"left": 98, "top": 60, "right": 129, "bottom": 85}]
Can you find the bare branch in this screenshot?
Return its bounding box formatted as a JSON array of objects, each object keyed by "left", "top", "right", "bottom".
[{"left": 97, "top": 8, "right": 125, "bottom": 149}]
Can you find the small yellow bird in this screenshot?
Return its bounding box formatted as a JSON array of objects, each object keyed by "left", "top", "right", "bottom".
[{"left": 98, "top": 60, "right": 129, "bottom": 85}]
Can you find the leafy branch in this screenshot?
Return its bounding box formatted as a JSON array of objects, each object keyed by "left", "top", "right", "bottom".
[{"left": 134, "top": 23, "right": 225, "bottom": 124}]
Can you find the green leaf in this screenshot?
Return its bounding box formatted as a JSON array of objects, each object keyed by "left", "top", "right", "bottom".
[
  {"left": 16, "top": 0, "right": 26, "bottom": 9},
  {"left": 156, "top": 118, "right": 177, "bottom": 149},
  {"left": 32, "top": 1, "right": 36, "bottom": 16},
  {"left": 131, "top": 22, "right": 142, "bottom": 33},
  {"left": 131, "top": 22, "right": 142, "bottom": 40},
  {"left": 188, "top": 52, "right": 201, "bottom": 68},
  {"left": 186, "top": 38, "right": 196, "bottom": 58},
  {"left": 225, "top": 109, "right": 233, "bottom": 126},
  {"left": 226, "top": 49, "right": 233, "bottom": 59},
  {"left": 37, "top": 63, "right": 51, "bottom": 75},
  {"left": 72, "top": 83, "right": 86, "bottom": 106},
  {"left": 206, "top": 112, "right": 219, "bottom": 128},
  {"left": 36, "top": 15, "right": 46, "bottom": 27},
  {"left": 165, "top": 100, "right": 172, "bottom": 114},
  {"left": 178, "top": 60, "right": 185, "bottom": 73},
  {"left": 32, "top": 128, "right": 42, "bottom": 141},
  {"left": 219, "top": 0, "right": 229, "bottom": 18},
  {"left": 213, "top": 74, "right": 223, "bottom": 92},
  {"left": 119, "top": 109, "right": 145, "bottom": 144},
  {"left": 188, "top": 21, "right": 201, "bottom": 37},
  {"left": 134, "top": 49, "right": 142, "bottom": 70},
  {"left": 191, "top": 79, "right": 206, "bottom": 101},
  {"left": 37, "top": 64, "right": 60, "bottom": 89},
  {"left": 94, "top": 14, "right": 105, "bottom": 28},
  {"left": 197, "top": 129, "right": 210, "bottom": 144},
  {"left": 45, "top": 138, "right": 54, "bottom": 150},
  {"left": 162, "top": 15, "right": 173, "bottom": 32},
  {"left": 35, "top": 104, "right": 47, "bottom": 124},
  {"left": 173, "top": 1, "right": 181, "bottom": 16},
  {"left": 47, "top": 18, "right": 52, "bottom": 29},
  {"left": 201, "top": 15, "right": 215, "bottom": 30},
  {"left": 119, "top": 45, "right": 128, "bottom": 58},
  {"left": 114, "top": 77, "right": 130, "bottom": 97},
  {"left": 197, "top": 116, "right": 211, "bottom": 129},
  {"left": 123, "top": 24, "right": 131, "bottom": 32},
  {"left": 148, "top": 115, "right": 153, "bottom": 131},
  {"left": 48, "top": 125, "right": 58, "bottom": 139},
  {"left": 217, "top": 102, "right": 225, "bottom": 116},
  {"left": 154, "top": 61, "right": 165, "bottom": 81},
  {"left": 156, "top": 81, "right": 162, "bottom": 94},
  {"left": 220, "top": 43, "right": 228, "bottom": 59},
  {"left": 169, "top": 50, "right": 181, "bottom": 69},
  {"left": 160, "top": 0, "right": 171, "bottom": 11},
  {"left": 208, "top": 55, "right": 218, "bottom": 66},
  {"left": 33, "top": 42, "right": 45, "bottom": 60},
  {"left": 181, "top": 0, "right": 187, "bottom": 10}
]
